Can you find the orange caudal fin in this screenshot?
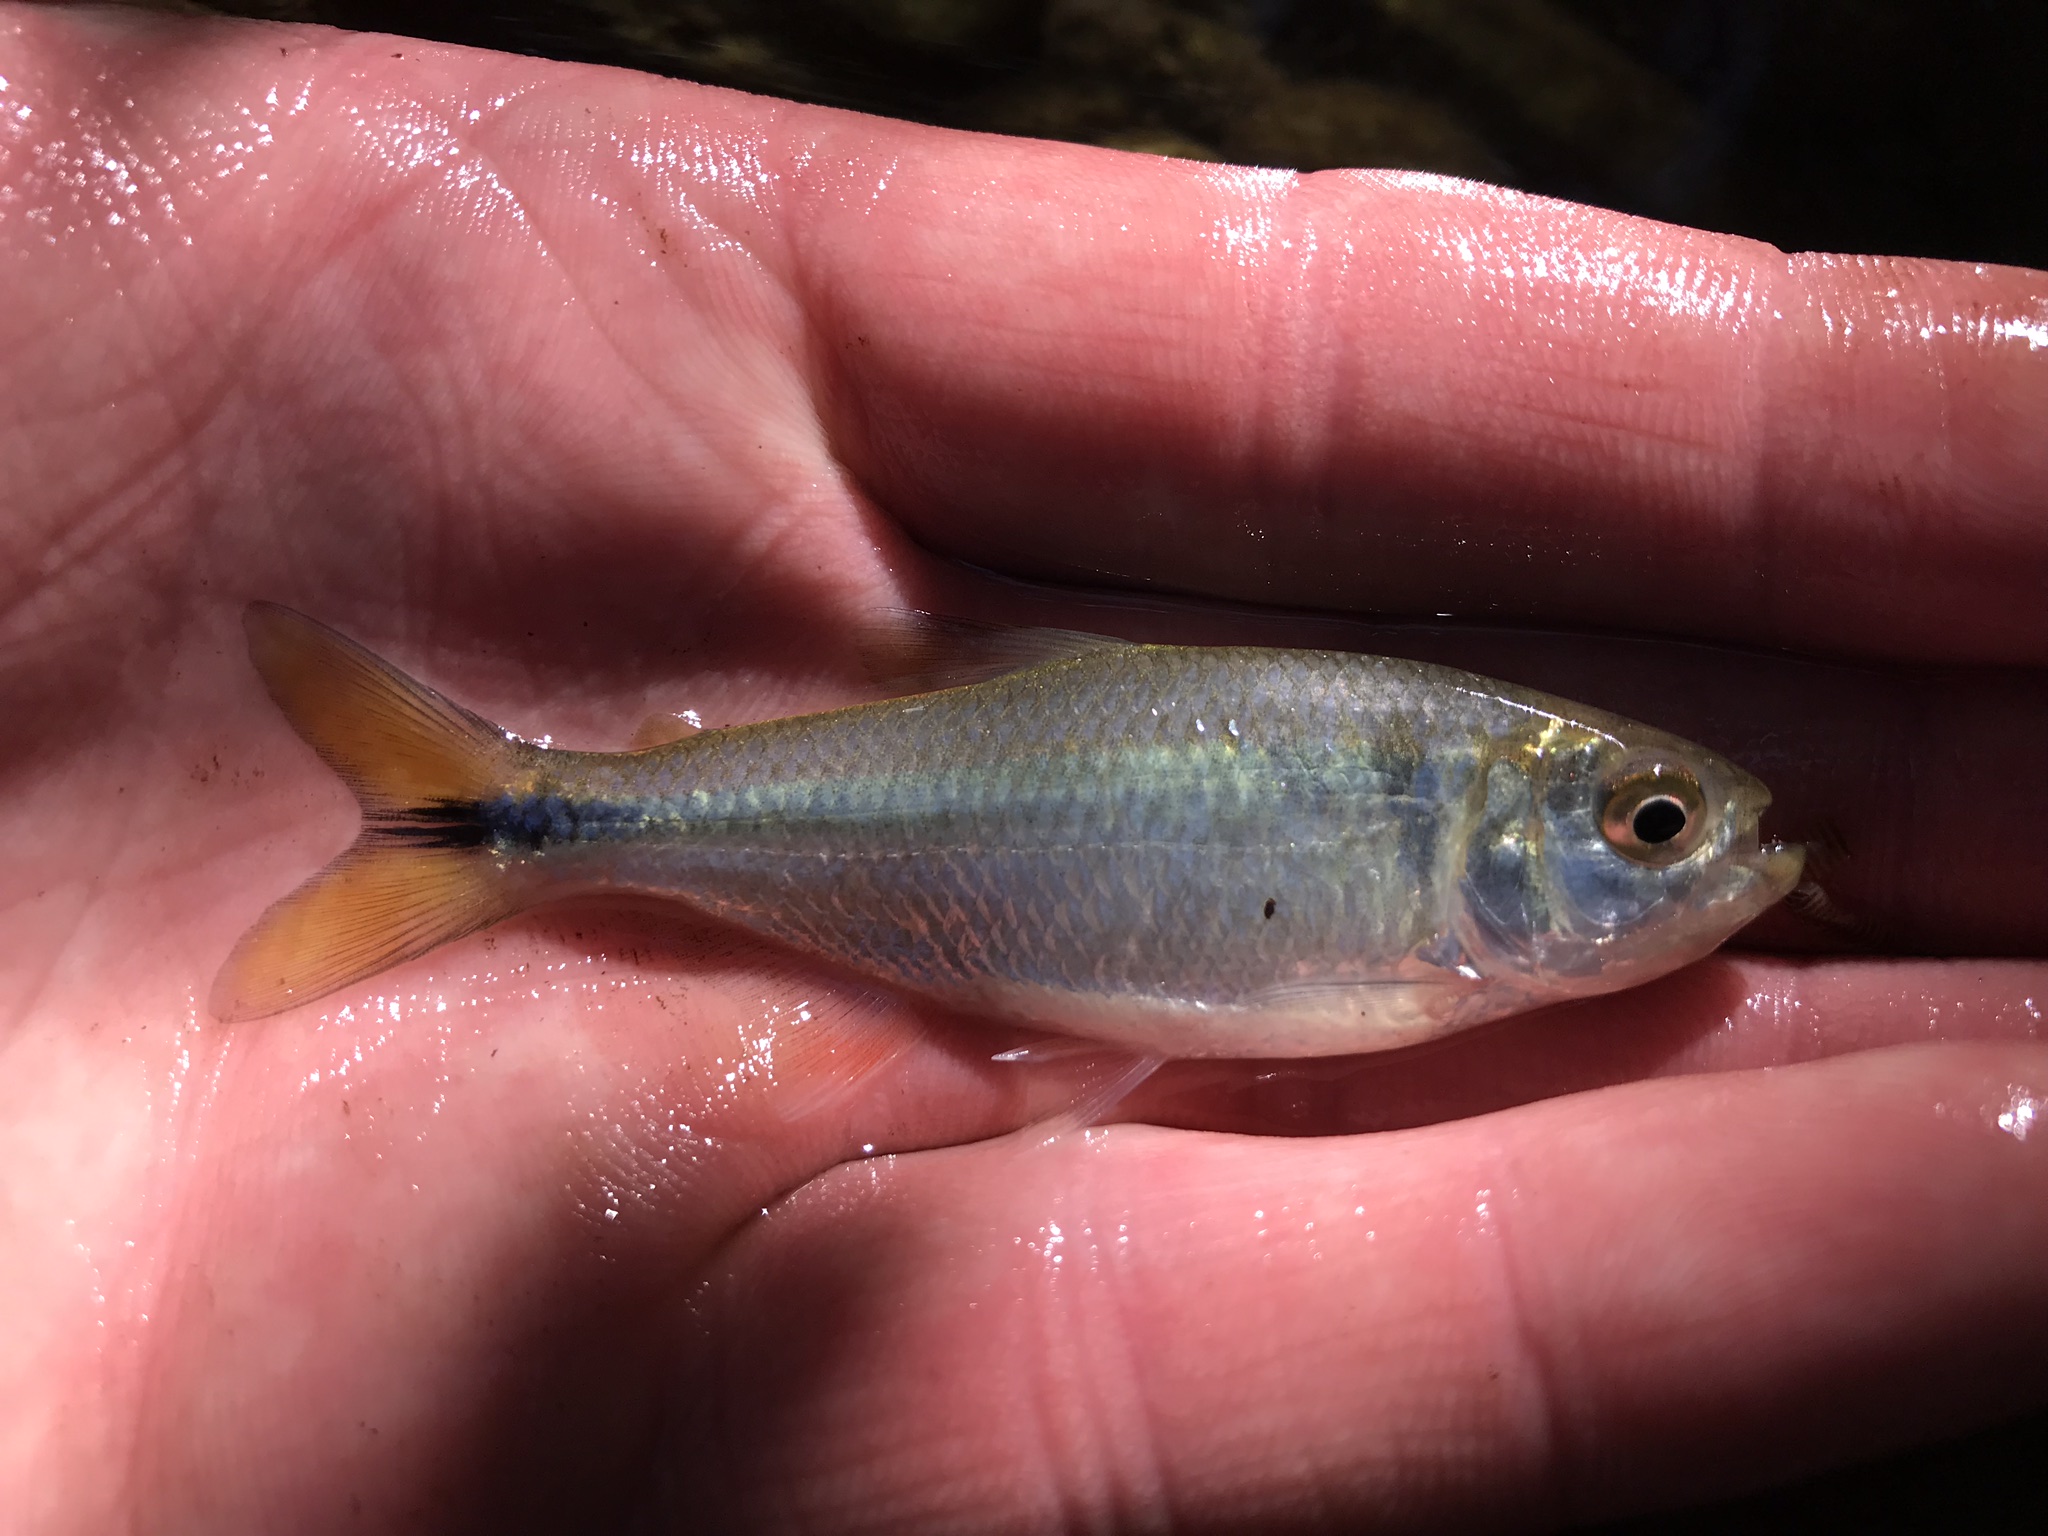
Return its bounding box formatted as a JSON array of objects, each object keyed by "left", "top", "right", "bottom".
[
  {"left": 210, "top": 605, "right": 531, "bottom": 1023},
  {"left": 210, "top": 842, "right": 509, "bottom": 1022}
]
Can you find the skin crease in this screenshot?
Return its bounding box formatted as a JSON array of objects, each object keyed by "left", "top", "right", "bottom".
[{"left": 1, "top": 6, "right": 2046, "bottom": 1535}]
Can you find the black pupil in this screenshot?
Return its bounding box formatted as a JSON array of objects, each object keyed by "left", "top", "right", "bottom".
[{"left": 1632, "top": 796, "right": 1689, "bottom": 845}]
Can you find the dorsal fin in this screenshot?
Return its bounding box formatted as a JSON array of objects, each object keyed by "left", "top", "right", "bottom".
[
  {"left": 857, "top": 611, "right": 1134, "bottom": 693},
  {"left": 627, "top": 709, "right": 707, "bottom": 750}
]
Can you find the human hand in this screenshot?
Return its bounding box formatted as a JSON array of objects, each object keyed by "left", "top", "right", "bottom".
[{"left": 4, "top": 5, "right": 2046, "bottom": 1531}]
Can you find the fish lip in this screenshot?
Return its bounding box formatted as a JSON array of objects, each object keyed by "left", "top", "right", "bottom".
[
  {"left": 1754, "top": 837, "right": 1807, "bottom": 900},
  {"left": 1725, "top": 768, "right": 1800, "bottom": 899}
]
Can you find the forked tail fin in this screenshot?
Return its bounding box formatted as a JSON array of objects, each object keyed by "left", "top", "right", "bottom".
[{"left": 210, "top": 605, "right": 530, "bottom": 1022}]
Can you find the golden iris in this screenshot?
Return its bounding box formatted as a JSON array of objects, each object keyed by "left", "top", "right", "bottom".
[{"left": 1601, "top": 767, "right": 1707, "bottom": 865}]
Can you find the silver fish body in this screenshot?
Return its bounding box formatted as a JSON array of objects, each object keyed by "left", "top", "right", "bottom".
[{"left": 480, "top": 642, "right": 1800, "bottom": 1056}]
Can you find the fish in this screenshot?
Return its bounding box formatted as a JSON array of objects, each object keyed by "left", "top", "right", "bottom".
[{"left": 211, "top": 604, "right": 1804, "bottom": 1055}]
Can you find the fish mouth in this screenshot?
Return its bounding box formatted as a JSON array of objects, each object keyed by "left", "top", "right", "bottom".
[
  {"left": 1753, "top": 837, "right": 1807, "bottom": 901},
  {"left": 1725, "top": 770, "right": 1802, "bottom": 901}
]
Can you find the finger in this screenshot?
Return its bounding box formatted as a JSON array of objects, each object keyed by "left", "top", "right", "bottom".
[
  {"left": 807, "top": 143, "right": 2048, "bottom": 665},
  {"left": 10, "top": 10, "right": 2045, "bottom": 679},
  {"left": 66, "top": 930, "right": 2036, "bottom": 1526},
  {"left": 681, "top": 1042, "right": 2048, "bottom": 1532},
  {"left": 30, "top": 899, "right": 2037, "bottom": 1524},
  {"left": 1126, "top": 953, "right": 2048, "bottom": 1138}
]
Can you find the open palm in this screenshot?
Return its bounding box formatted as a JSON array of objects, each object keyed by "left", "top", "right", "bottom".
[{"left": 5, "top": 7, "right": 2047, "bottom": 1532}]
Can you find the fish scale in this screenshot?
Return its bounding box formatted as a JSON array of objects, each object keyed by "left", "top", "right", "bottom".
[{"left": 531, "top": 650, "right": 1558, "bottom": 1040}]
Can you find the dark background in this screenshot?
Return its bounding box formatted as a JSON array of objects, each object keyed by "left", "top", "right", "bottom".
[{"left": 140, "top": 0, "right": 2048, "bottom": 1529}]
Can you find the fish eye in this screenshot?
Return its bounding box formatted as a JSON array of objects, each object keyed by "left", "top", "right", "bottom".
[{"left": 1601, "top": 769, "right": 1707, "bottom": 865}]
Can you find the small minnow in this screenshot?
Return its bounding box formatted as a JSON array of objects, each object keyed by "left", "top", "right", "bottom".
[{"left": 212, "top": 605, "right": 1803, "bottom": 1054}]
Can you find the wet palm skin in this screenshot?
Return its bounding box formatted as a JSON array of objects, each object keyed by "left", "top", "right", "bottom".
[{"left": 2, "top": 6, "right": 2047, "bottom": 1532}]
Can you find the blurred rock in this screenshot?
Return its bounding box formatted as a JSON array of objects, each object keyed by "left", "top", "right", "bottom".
[
  {"left": 822, "top": 0, "right": 1038, "bottom": 53},
  {"left": 974, "top": 73, "right": 1161, "bottom": 145},
  {"left": 577, "top": 1, "right": 822, "bottom": 101},
  {"left": 1226, "top": 76, "right": 1503, "bottom": 178},
  {"left": 1369, "top": 0, "right": 1698, "bottom": 185},
  {"left": 981, "top": 0, "right": 1497, "bottom": 176},
  {"left": 1095, "top": 125, "right": 1225, "bottom": 161},
  {"left": 1042, "top": 0, "right": 1284, "bottom": 142}
]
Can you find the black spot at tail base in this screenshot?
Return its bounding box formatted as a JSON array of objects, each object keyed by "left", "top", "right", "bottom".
[{"left": 376, "top": 793, "right": 645, "bottom": 851}]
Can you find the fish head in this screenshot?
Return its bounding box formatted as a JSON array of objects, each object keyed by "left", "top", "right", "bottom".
[{"left": 1456, "top": 713, "right": 1803, "bottom": 997}]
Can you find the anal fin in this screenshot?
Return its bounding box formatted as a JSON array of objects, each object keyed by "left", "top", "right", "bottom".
[
  {"left": 760, "top": 980, "right": 917, "bottom": 1125},
  {"left": 991, "top": 1039, "right": 1165, "bottom": 1141}
]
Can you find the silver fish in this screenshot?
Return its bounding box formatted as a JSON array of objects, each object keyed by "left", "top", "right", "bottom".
[{"left": 213, "top": 606, "right": 1803, "bottom": 1054}]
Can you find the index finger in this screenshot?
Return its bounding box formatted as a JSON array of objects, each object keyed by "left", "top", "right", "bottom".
[{"left": 789, "top": 140, "right": 2048, "bottom": 665}]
